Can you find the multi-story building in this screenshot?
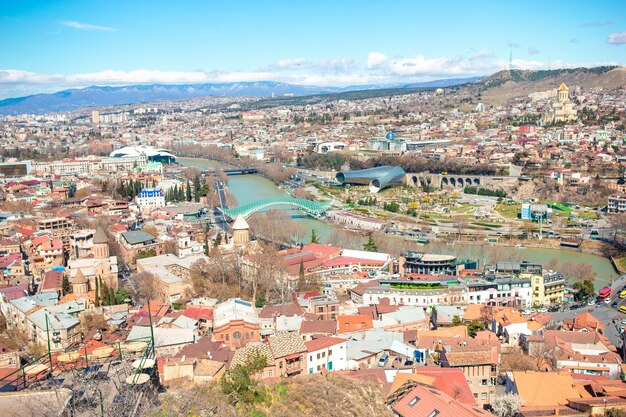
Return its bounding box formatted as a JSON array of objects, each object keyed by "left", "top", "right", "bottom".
[
  {"left": 440, "top": 346, "right": 497, "bottom": 407},
  {"left": 351, "top": 277, "right": 466, "bottom": 307},
  {"left": 306, "top": 295, "right": 340, "bottom": 320},
  {"left": 136, "top": 253, "right": 208, "bottom": 303},
  {"left": 608, "top": 195, "right": 626, "bottom": 213},
  {"left": 398, "top": 252, "right": 458, "bottom": 275},
  {"left": 531, "top": 272, "right": 566, "bottom": 306},
  {"left": 305, "top": 336, "right": 348, "bottom": 374},
  {"left": 135, "top": 188, "right": 166, "bottom": 213},
  {"left": 466, "top": 277, "right": 533, "bottom": 308},
  {"left": 212, "top": 298, "right": 260, "bottom": 349},
  {"left": 118, "top": 231, "right": 163, "bottom": 266}
]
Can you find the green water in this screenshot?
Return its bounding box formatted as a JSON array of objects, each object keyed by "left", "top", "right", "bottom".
[{"left": 179, "top": 157, "right": 619, "bottom": 289}]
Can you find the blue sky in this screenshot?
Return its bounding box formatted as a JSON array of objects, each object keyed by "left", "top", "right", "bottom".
[{"left": 0, "top": 0, "right": 625, "bottom": 98}]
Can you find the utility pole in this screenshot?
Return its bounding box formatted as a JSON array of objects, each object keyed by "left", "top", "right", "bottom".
[
  {"left": 45, "top": 313, "right": 53, "bottom": 373},
  {"left": 147, "top": 301, "right": 155, "bottom": 357}
]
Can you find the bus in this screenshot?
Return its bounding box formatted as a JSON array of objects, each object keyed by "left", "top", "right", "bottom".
[{"left": 598, "top": 287, "right": 611, "bottom": 301}]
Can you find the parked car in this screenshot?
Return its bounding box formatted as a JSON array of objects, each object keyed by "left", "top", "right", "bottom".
[{"left": 612, "top": 301, "right": 619, "bottom": 308}]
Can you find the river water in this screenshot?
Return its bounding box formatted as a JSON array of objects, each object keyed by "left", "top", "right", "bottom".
[{"left": 179, "top": 157, "right": 619, "bottom": 289}]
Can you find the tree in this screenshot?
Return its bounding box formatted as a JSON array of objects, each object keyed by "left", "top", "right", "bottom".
[
  {"left": 186, "top": 180, "right": 192, "bottom": 202},
  {"left": 115, "top": 287, "right": 130, "bottom": 304},
  {"left": 62, "top": 275, "right": 71, "bottom": 295},
  {"left": 214, "top": 232, "right": 223, "bottom": 248},
  {"left": 221, "top": 350, "right": 268, "bottom": 405},
  {"left": 573, "top": 280, "right": 595, "bottom": 301},
  {"left": 94, "top": 277, "right": 100, "bottom": 307},
  {"left": 467, "top": 320, "right": 486, "bottom": 337},
  {"left": 452, "top": 315, "right": 464, "bottom": 326},
  {"left": 310, "top": 228, "right": 319, "bottom": 244},
  {"left": 162, "top": 239, "right": 178, "bottom": 256},
  {"left": 491, "top": 393, "right": 522, "bottom": 417},
  {"left": 297, "top": 259, "right": 306, "bottom": 292},
  {"left": 363, "top": 234, "right": 378, "bottom": 252},
  {"left": 130, "top": 272, "right": 159, "bottom": 304}
]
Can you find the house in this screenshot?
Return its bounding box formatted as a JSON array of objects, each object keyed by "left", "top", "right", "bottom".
[
  {"left": 127, "top": 326, "right": 195, "bottom": 357},
  {"left": 267, "top": 332, "right": 307, "bottom": 377},
  {"left": 373, "top": 306, "right": 429, "bottom": 333},
  {"left": 430, "top": 305, "right": 465, "bottom": 329},
  {"left": 258, "top": 303, "right": 303, "bottom": 337},
  {"left": 299, "top": 319, "right": 337, "bottom": 341},
  {"left": 305, "top": 336, "right": 348, "bottom": 374},
  {"left": 337, "top": 314, "right": 373, "bottom": 334},
  {"left": 212, "top": 298, "right": 260, "bottom": 349},
  {"left": 0, "top": 340, "right": 19, "bottom": 368},
  {"left": 439, "top": 346, "right": 497, "bottom": 407},
  {"left": 26, "top": 299, "right": 86, "bottom": 351},
  {"left": 562, "top": 311, "right": 605, "bottom": 334},
  {"left": 136, "top": 253, "right": 209, "bottom": 303},
  {"left": 506, "top": 371, "right": 583, "bottom": 407},
  {"left": 118, "top": 231, "right": 163, "bottom": 266},
  {"left": 389, "top": 384, "right": 496, "bottom": 417}
]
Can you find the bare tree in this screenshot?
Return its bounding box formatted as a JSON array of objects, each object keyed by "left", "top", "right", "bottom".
[
  {"left": 130, "top": 272, "right": 160, "bottom": 303},
  {"left": 162, "top": 239, "right": 178, "bottom": 256}
]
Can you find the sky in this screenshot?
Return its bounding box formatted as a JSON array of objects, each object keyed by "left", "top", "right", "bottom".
[{"left": 0, "top": 0, "right": 625, "bottom": 99}]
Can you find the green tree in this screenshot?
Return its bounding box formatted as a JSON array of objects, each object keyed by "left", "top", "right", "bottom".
[
  {"left": 221, "top": 351, "right": 268, "bottom": 405},
  {"left": 363, "top": 234, "right": 378, "bottom": 252},
  {"left": 185, "top": 180, "right": 192, "bottom": 202},
  {"left": 62, "top": 275, "right": 71, "bottom": 295},
  {"left": 573, "top": 280, "right": 595, "bottom": 301},
  {"left": 310, "top": 228, "right": 319, "bottom": 244},
  {"left": 297, "top": 259, "right": 306, "bottom": 291},
  {"left": 94, "top": 277, "right": 100, "bottom": 307},
  {"left": 467, "top": 320, "right": 486, "bottom": 337},
  {"left": 452, "top": 315, "right": 464, "bottom": 326},
  {"left": 204, "top": 223, "right": 210, "bottom": 255},
  {"left": 115, "top": 287, "right": 130, "bottom": 304}
]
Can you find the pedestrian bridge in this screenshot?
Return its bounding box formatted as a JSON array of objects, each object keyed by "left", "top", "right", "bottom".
[{"left": 220, "top": 197, "right": 333, "bottom": 219}]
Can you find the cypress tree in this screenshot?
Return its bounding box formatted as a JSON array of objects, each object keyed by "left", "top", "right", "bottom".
[
  {"left": 310, "top": 229, "right": 319, "bottom": 244},
  {"left": 94, "top": 278, "right": 100, "bottom": 307},
  {"left": 186, "top": 180, "right": 192, "bottom": 202}
]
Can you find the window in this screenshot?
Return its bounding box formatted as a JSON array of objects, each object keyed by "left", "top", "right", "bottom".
[
  {"left": 408, "top": 396, "right": 421, "bottom": 407},
  {"left": 481, "top": 393, "right": 487, "bottom": 400},
  {"left": 268, "top": 370, "right": 273, "bottom": 377},
  {"left": 427, "top": 410, "right": 440, "bottom": 417},
  {"left": 233, "top": 331, "right": 241, "bottom": 340},
  {"left": 473, "top": 393, "right": 478, "bottom": 399},
  {"left": 322, "top": 352, "right": 326, "bottom": 358},
  {"left": 279, "top": 361, "right": 283, "bottom": 369},
  {"left": 309, "top": 355, "right": 313, "bottom": 362},
  {"left": 328, "top": 349, "right": 332, "bottom": 356},
  {"left": 481, "top": 379, "right": 488, "bottom": 386},
  {"left": 225, "top": 334, "right": 229, "bottom": 341},
  {"left": 317, "top": 353, "right": 321, "bottom": 360}
]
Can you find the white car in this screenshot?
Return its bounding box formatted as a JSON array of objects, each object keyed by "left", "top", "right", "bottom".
[
  {"left": 521, "top": 310, "right": 532, "bottom": 315},
  {"left": 604, "top": 298, "right": 612, "bottom": 304},
  {"left": 587, "top": 300, "right": 596, "bottom": 306}
]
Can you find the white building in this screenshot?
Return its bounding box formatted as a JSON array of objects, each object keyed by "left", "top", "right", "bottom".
[
  {"left": 305, "top": 336, "right": 348, "bottom": 374},
  {"left": 136, "top": 188, "right": 165, "bottom": 213}
]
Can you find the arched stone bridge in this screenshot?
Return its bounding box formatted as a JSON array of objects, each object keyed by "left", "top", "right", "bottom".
[{"left": 220, "top": 197, "right": 333, "bottom": 219}]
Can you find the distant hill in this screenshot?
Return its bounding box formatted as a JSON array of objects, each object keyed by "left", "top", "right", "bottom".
[
  {"left": 0, "top": 77, "right": 480, "bottom": 115},
  {"left": 469, "top": 66, "right": 626, "bottom": 105}
]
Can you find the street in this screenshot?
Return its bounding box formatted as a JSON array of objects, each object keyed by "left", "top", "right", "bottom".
[{"left": 549, "top": 274, "right": 626, "bottom": 349}]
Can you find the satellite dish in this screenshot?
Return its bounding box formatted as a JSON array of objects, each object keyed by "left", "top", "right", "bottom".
[{"left": 385, "top": 131, "right": 395, "bottom": 141}]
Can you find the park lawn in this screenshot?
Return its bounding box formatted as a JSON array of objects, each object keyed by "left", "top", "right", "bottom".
[{"left": 496, "top": 204, "right": 521, "bottom": 219}]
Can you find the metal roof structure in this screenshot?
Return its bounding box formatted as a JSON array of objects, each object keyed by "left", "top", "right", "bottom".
[{"left": 221, "top": 197, "right": 333, "bottom": 219}]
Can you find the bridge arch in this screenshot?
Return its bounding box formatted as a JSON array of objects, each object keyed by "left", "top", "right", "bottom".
[{"left": 221, "top": 197, "right": 333, "bottom": 219}]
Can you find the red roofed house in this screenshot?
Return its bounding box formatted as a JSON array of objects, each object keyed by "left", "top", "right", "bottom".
[
  {"left": 337, "top": 314, "right": 373, "bottom": 334},
  {"left": 305, "top": 336, "right": 348, "bottom": 374}
]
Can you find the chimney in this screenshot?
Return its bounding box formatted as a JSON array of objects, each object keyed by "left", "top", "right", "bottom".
[{"left": 554, "top": 408, "right": 559, "bottom": 416}]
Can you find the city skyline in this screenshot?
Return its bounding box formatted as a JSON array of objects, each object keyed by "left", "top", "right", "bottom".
[{"left": 1, "top": 0, "right": 625, "bottom": 98}]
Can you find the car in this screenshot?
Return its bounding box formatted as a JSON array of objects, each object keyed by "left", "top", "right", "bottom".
[
  {"left": 619, "top": 290, "right": 626, "bottom": 299},
  {"left": 605, "top": 298, "right": 612, "bottom": 304},
  {"left": 548, "top": 305, "right": 560, "bottom": 312},
  {"left": 537, "top": 308, "right": 547, "bottom": 313},
  {"left": 621, "top": 318, "right": 626, "bottom": 325},
  {"left": 620, "top": 306, "right": 626, "bottom": 314},
  {"left": 587, "top": 300, "right": 596, "bottom": 306},
  {"left": 521, "top": 310, "right": 532, "bottom": 315},
  {"left": 612, "top": 301, "right": 619, "bottom": 308}
]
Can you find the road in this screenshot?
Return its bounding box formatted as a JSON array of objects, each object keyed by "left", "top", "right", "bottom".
[
  {"left": 213, "top": 180, "right": 229, "bottom": 232},
  {"left": 549, "top": 274, "right": 626, "bottom": 349}
]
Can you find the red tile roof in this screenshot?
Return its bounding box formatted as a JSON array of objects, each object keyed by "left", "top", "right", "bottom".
[{"left": 305, "top": 336, "right": 347, "bottom": 352}]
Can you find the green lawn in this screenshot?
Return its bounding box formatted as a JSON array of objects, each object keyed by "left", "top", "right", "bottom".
[{"left": 496, "top": 204, "right": 521, "bottom": 219}]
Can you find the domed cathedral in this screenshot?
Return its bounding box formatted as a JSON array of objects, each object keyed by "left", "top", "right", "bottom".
[
  {"left": 92, "top": 227, "right": 110, "bottom": 259},
  {"left": 543, "top": 82, "right": 577, "bottom": 124},
  {"left": 232, "top": 215, "right": 250, "bottom": 245}
]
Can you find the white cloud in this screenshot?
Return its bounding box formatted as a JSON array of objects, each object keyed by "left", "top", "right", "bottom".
[
  {"left": 367, "top": 52, "right": 389, "bottom": 69},
  {"left": 61, "top": 20, "right": 116, "bottom": 32},
  {"left": 0, "top": 53, "right": 620, "bottom": 99},
  {"left": 471, "top": 49, "right": 494, "bottom": 59},
  {"left": 608, "top": 31, "right": 626, "bottom": 45},
  {"left": 527, "top": 47, "right": 540, "bottom": 55}
]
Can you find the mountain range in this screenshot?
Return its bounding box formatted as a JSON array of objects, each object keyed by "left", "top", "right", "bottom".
[{"left": 0, "top": 77, "right": 480, "bottom": 115}]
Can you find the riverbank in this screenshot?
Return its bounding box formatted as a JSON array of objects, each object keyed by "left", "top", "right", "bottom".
[{"left": 178, "top": 157, "right": 620, "bottom": 289}]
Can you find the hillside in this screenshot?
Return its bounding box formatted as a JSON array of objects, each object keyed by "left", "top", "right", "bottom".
[
  {"left": 470, "top": 66, "right": 626, "bottom": 105},
  {"left": 0, "top": 77, "right": 479, "bottom": 115}
]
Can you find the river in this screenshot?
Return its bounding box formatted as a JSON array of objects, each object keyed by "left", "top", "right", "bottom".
[{"left": 178, "top": 157, "right": 619, "bottom": 289}]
